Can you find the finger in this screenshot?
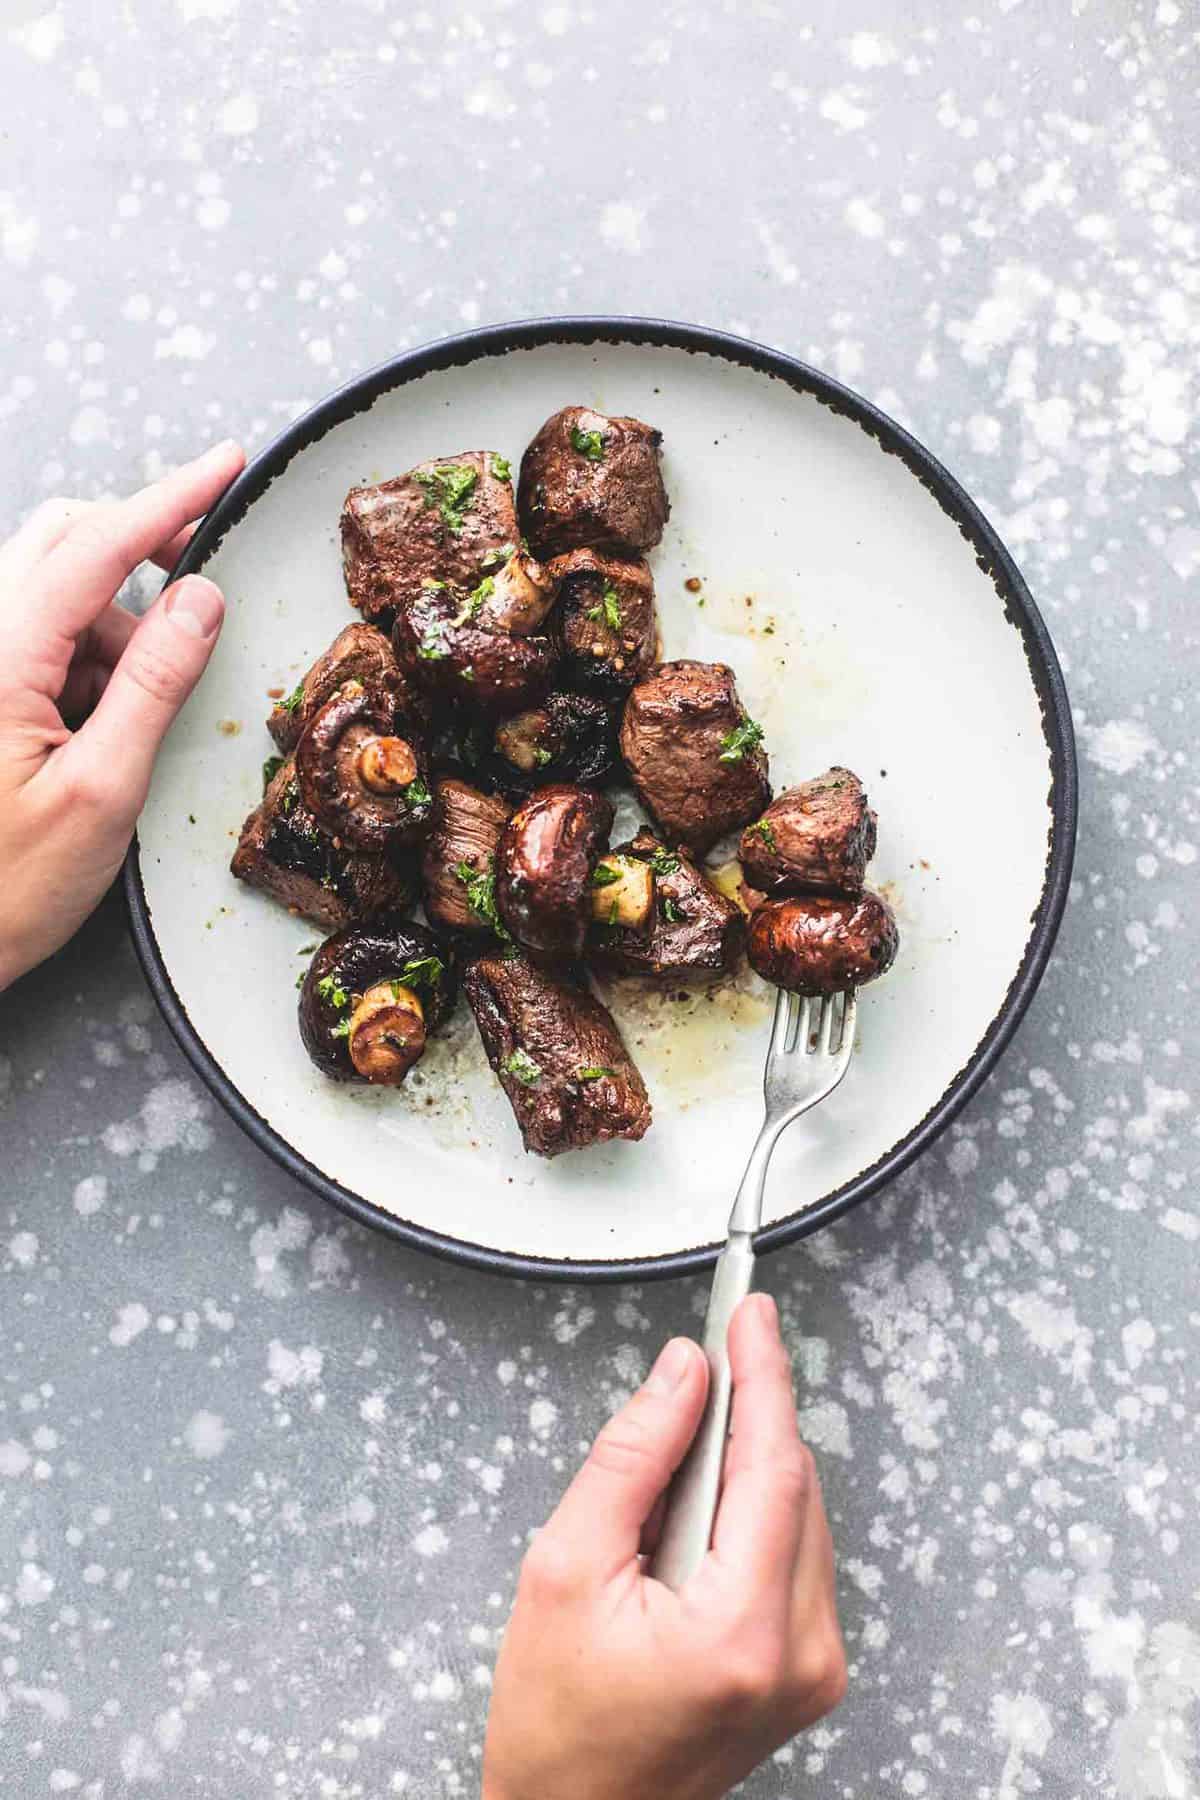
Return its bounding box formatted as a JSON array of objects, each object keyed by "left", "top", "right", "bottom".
[
  {"left": 27, "top": 441, "right": 244, "bottom": 638},
  {"left": 150, "top": 521, "right": 197, "bottom": 572},
  {"left": 73, "top": 602, "right": 138, "bottom": 672},
  {"left": 710, "top": 1294, "right": 810, "bottom": 1591},
  {"left": 0, "top": 497, "right": 98, "bottom": 580},
  {"left": 542, "top": 1337, "right": 709, "bottom": 1580},
  {"left": 49, "top": 574, "right": 225, "bottom": 819}
]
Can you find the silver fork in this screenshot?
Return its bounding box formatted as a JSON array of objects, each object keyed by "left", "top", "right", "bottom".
[{"left": 651, "top": 986, "right": 858, "bottom": 1592}]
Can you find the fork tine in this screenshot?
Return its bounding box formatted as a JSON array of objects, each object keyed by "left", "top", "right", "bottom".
[
  {"left": 815, "top": 994, "right": 835, "bottom": 1055},
  {"left": 787, "top": 995, "right": 808, "bottom": 1054},
  {"left": 769, "top": 988, "right": 794, "bottom": 1058},
  {"left": 839, "top": 990, "right": 858, "bottom": 1056}
]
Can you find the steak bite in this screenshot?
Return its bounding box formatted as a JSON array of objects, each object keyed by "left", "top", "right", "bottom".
[
  {"left": 230, "top": 758, "right": 416, "bottom": 930},
  {"left": 495, "top": 784, "right": 614, "bottom": 960},
  {"left": 267, "top": 624, "right": 410, "bottom": 754},
  {"left": 740, "top": 769, "right": 877, "bottom": 897},
  {"left": 589, "top": 829, "right": 743, "bottom": 980},
  {"left": 487, "top": 691, "right": 620, "bottom": 797},
  {"left": 341, "top": 450, "right": 519, "bottom": 628},
  {"left": 463, "top": 952, "right": 652, "bottom": 1158},
  {"left": 294, "top": 679, "right": 433, "bottom": 852},
  {"left": 517, "top": 405, "right": 669, "bottom": 560},
  {"left": 298, "top": 915, "right": 456, "bottom": 1086},
  {"left": 548, "top": 548, "right": 659, "bottom": 700},
  {"left": 421, "top": 776, "right": 512, "bottom": 936},
  {"left": 620, "top": 660, "right": 771, "bottom": 856},
  {"left": 746, "top": 891, "right": 899, "bottom": 996},
  {"left": 393, "top": 579, "right": 557, "bottom": 717}
]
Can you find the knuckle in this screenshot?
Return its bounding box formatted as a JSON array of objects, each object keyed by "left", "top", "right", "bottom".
[
  {"left": 61, "top": 756, "right": 121, "bottom": 819},
  {"left": 773, "top": 1444, "right": 814, "bottom": 1504},
  {"left": 122, "top": 637, "right": 191, "bottom": 708},
  {"left": 518, "top": 1533, "right": 579, "bottom": 1606},
  {"left": 32, "top": 496, "right": 78, "bottom": 534},
  {"left": 708, "top": 1632, "right": 787, "bottom": 1718},
  {"left": 792, "top": 1632, "right": 848, "bottom": 1712},
  {"left": 586, "top": 1420, "right": 659, "bottom": 1483}
]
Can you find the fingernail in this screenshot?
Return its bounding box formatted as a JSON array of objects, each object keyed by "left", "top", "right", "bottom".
[
  {"left": 750, "top": 1293, "right": 778, "bottom": 1326},
  {"left": 646, "top": 1338, "right": 696, "bottom": 1396},
  {"left": 207, "top": 437, "right": 241, "bottom": 459},
  {"left": 166, "top": 575, "right": 224, "bottom": 639}
]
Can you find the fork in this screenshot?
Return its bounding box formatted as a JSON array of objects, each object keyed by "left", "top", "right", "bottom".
[{"left": 651, "top": 986, "right": 858, "bottom": 1592}]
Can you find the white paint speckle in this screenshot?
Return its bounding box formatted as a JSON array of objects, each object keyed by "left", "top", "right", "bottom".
[
  {"left": 218, "top": 92, "right": 258, "bottom": 134},
  {"left": 184, "top": 1410, "right": 231, "bottom": 1459},
  {"left": 109, "top": 1302, "right": 151, "bottom": 1347},
  {"left": 599, "top": 201, "right": 649, "bottom": 255}
]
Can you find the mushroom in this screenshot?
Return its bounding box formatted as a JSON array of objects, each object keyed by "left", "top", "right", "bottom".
[
  {"left": 588, "top": 853, "right": 654, "bottom": 933},
  {"left": 267, "top": 623, "right": 411, "bottom": 754},
  {"left": 393, "top": 584, "right": 557, "bottom": 717},
  {"left": 473, "top": 548, "right": 557, "bottom": 637},
  {"left": 487, "top": 690, "right": 620, "bottom": 797},
  {"left": 547, "top": 548, "right": 659, "bottom": 700},
  {"left": 739, "top": 769, "right": 877, "bottom": 897},
  {"left": 294, "top": 679, "right": 432, "bottom": 853},
  {"left": 746, "top": 891, "right": 899, "bottom": 996},
  {"left": 420, "top": 776, "right": 512, "bottom": 935},
  {"left": 298, "top": 914, "right": 457, "bottom": 1085},
  {"left": 495, "top": 783, "right": 614, "bottom": 959}
]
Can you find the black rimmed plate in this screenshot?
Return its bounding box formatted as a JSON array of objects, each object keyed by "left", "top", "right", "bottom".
[{"left": 125, "top": 317, "right": 1076, "bottom": 1281}]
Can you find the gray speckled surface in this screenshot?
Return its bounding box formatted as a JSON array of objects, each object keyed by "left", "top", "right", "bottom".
[{"left": 1, "top": 2, "right": 1197, "bottom": 1794}]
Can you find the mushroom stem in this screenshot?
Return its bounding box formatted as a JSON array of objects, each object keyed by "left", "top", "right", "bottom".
[
  {"left": 347, "top": 980, "right": 426, "bottom": 1083},
  {"left": 357, "top": 735, "right": 419, "bottom": 794},
  {"left": 589, "top": 855, "right": 655, "bottom": 931},
  {"left": 495, "top": 709, "right": 551, "bottom": 773}
]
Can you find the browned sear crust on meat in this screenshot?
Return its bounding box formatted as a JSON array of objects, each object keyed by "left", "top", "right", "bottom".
[
  {"left": 517, "top": 406, "right": 668, "bottom": 560},
  {"left": 588, "top": 829, "right": 743, "bottom": 980},
  {"left": 462, "top": 952, "right": 651, "bottom": 1157},
  {"left": 740, "top": 769, "right": 877, "bottom": 897},
  {"left": 620, "top": 660, "right": 770, "bottom": 856}
]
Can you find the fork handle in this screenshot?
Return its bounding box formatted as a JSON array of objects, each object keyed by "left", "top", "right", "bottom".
[{"left": 650, "top": 1230, "right": 756, "bottom": 1592}]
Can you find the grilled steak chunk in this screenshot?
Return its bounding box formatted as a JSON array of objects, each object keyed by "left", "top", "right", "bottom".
[
  {"left": 620, "top": 660, "right": 771, "bottom": 856},
  {"left": 589, "top": 829, "right": 743, "bottom": 979},
  {"left": 230, "top": 757, "right": 415, "bottom": 930},
  {"left": 548, "top": 548, "right": 659, "bottom": 700},
  {"left": 517, "top": 406, "right": 669, "bottom": 560},
  {"left": 495, "top": 784, "right": 614, "bottom": 959},
  {"left": 746, "top": 891, "right": 899, "bottom": 995},
  {"left": 267, "top": 624, "right": 409, "bottom": 754},
  {"left": 341, "top": 451, "right": 519, "bottom": 627},
  {"left": 463, "top": 952, "right": 651, "bottom": 1157},
  {"left": 421, "top": 777, "right": 512, "bottom": 936},
  {"left": 740, "top": 769, "right": 877, "bottom": 897}
]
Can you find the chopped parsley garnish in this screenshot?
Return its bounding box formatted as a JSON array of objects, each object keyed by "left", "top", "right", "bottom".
[
  {"left": 397, "top": 955, "right": 443, "bottom": 994},
  {"left": 454, "top": 858, "right": 512, "bottom": 941},
  {"left": 295, "top": 969, "right": 306, "bottom": 989},
  {"left": 747, "top": 818, "right": 777, "bottom": 851},
  {"left": 479, "top": 541, "right": 516, "bottom": 571},
  {"left": 490, "top": 454, "right": 512, "bottom": 482},
  {"left": 570, "top": 424, "right": 605, "bottom": 462},
  {"left": 461, "top": 666, "right": 475, "bottom": 682},
  {"left": 281, "top": 679, "right": 306, "bottom": 715},
  {"left": 533, "top": 747, "right": 552, "bottom": 766},
  {"left": 279, "top": 779, "right": 299, "bottom": 817},
  {"left": 661, "top": 897, "right": 685, "bottom": 924},
  {"left": 586, "top": 583, "right": 622, "bottom": 632},
  {"left": 297, "top": 943, "right": 317, "bottom": 954},
  {"left": 718, "top": 717, "right": 765, "bottom": 763},
  {"left": 453, "top": 574, "right": 494, "bottom": 626},
  {"left": 331, "top": 1017, "right": 352, "bottom": 1041},
  {"left": 414, "top": 462, "right": 479, "bottom": 534},
  {"left": 418, "top": 628, "right": 450, "bottom": 660},
  {"left": 502, "top": 1048, "right": 542, "bottom": 1086},
  {"left": 577, "top": 1066, "right": 614, "bottom": 1081},
  {"left": 648, "top": 848, "right": 680, "bottom": 877},
  {"left": 317, "top": 975, "right": 350, "bottom": 1010},
  {"left": 262, "top": 754, "right": 284, "bottom": 793},
  {"left": 589, "top": 863, "right": 621, "bottom": 888},
  {"left": 405, "top": 777, "right": 432, "bottom": 810},
  {"left": 420, "top": 577, "right": 447, "bottom": 591}
]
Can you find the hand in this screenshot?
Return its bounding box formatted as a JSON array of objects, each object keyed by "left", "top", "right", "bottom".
[
  {"left": 0, "top": 442, "right": 245, "bottom": 991},
  {"left": 482, "top": 1293, "right": 846, "bottom": 1800}
]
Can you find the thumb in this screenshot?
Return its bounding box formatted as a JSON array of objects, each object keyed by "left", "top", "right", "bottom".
[
  {"left": 544, "top": 1337, "right": 709, "bottom": 1580},
  {"left": 61, "top": 574, "right": 225, "bottom": 814}
]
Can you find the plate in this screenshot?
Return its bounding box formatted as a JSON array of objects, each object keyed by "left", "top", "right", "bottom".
[{"left": 125, "top": 318, "right": 1076, "bottom": 1281}]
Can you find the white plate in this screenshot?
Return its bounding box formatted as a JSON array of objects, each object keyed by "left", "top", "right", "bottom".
[{"left": 127, "top": 319, "right": 1076, "bottom": 1280}]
